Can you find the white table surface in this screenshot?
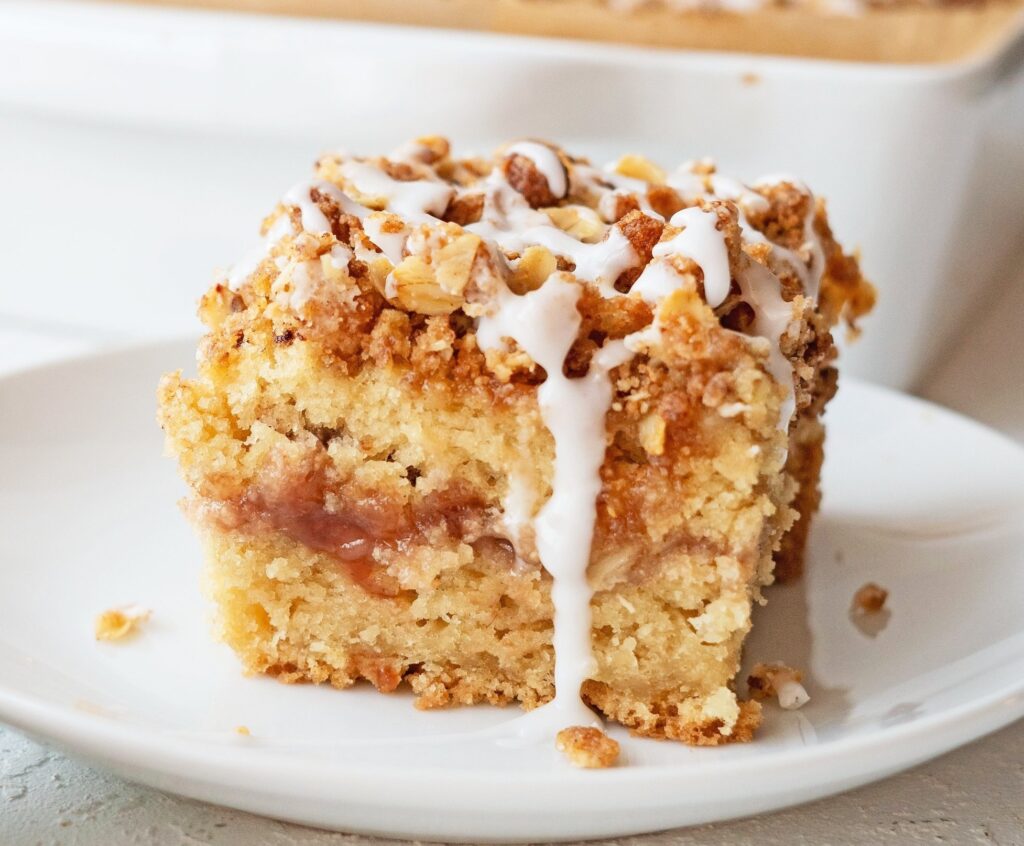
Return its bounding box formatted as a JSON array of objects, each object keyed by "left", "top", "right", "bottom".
[{"left": 2, "top": 247, "right": 1022, "bottom": 846}]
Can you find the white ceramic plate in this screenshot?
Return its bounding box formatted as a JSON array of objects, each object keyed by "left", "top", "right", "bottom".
[{"left": 1, "top": 340, "right": 1022, "bottom": 842}]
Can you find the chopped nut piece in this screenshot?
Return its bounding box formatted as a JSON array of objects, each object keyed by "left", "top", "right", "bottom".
[
  {"left": 94, "top": 605, "right": 151, "bottom": 642},
  {"left": 638, "top": 412, "right": 666, "bottom": 456},
  {"left": 392, "top": 255, "right": 463, "bottom": 315},
  {"left": 545, "top": 205, "right": 605, "bottom": 243},
  {"left": 613, "top": 154, "right": 667, "bottom": 185},
  {"left": 511, "top": 246, "right": 557, "bottom": 293},
  {"left": 747, "top": 662, "right": 810, "bottom": 710},
  {"left": 435, "top": 233, "right": 483, "bottom": 296},
  {"left": 366, "top": 257, "right": 394, "bottom": 297},
  {"left": 555, "top": 726, "right": 620, "bottom": 769},
  {"left": 444, "top": 192, "right": 484, "bottom": 226},
  {"left": 852, "top": 582, "right": 888, "bottom": 614},
  {"left": 408, "top": 135, "right": 450, "bottom": 164}
]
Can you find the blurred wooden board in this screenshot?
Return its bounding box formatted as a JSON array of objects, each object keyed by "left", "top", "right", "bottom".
[{"left": 107, "top": 0, "right": 1024, "bottom": 63}]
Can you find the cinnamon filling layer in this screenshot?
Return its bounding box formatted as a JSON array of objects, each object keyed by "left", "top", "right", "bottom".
[{"left": 201, "top": 479, "right": 495, "bottom": 594}]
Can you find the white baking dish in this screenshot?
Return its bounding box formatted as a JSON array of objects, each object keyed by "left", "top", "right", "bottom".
[{"left": 1, "top": 0, "right": 1022, "bottom": 387}]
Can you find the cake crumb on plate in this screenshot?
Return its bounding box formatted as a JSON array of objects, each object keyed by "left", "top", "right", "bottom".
[
  {"left": 748, "top": 662, "right": 810, "bottom": 710},
  {"left": 94, "top": 605, "right": 151, "bottom": 642},
  {"left": 556, "top": 726, "right": 620, "bottom": 768},
  {"left": 852, "top": 582, "right": 888, "bottom": 614}
]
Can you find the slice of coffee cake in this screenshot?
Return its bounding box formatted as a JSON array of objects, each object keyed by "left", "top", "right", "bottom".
[{"left": 158, "top": 137, "right": 871, "bottom": 744}]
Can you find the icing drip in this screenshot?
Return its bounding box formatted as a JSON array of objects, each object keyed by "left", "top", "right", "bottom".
[
  {"left": 468, "top": 173, "right": 640, "bottom": 297},
  {"left": 500, "top": 472, "right": 535, "bottom": 565},
  {"left": 478, "top": 274, "right": 633, "bottom": 738},
  {"left": 737, "top": 260, "right": 797, "bottom": 429},
  {"left": 283, "top": 180, "right": 367, "bottom": 234},
  {"left": 362, "top": 213, "right": 409, "bottom": 265},
  {"left": 506, "top": 141, "right": 568, "bottom": 199},
  {"left": 670, "top": 165, "right": 824, "bottom": 300},
  {"left": 574, "top": 164, "right": 666, "bottom": 221},
  {"left": 339, "top": 161, "right": 453, "bottom": 222},
  {"left": 634, "top": 206, "right": 732, "bottom": 308}
]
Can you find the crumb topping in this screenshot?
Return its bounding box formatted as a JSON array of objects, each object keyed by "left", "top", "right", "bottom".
[
  {"left": 555, "top": 725, "right": 620, "bottom": 768},
  {"left": 94, "top": 605, "right": 152, "bottom": 642},
  {"left": 852, "top": 581, "right": 888, "bottom": 613},
  {"left": 747, "top": 661, "right": 810, "bottom": 710},
  {"left": 212, "top": 137, "right": 870, "bottom": 419}
]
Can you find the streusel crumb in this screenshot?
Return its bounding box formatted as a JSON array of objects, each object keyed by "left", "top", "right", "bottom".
[
  {"left": 94, "top": 606, "right": 151, "bottom": 642},
  {"left": 852, "top": 582, "right": 888, "bottom": 614},
  {"left": 556, "top": 726, "right": 620, "bottom": 769},
  {"left": 747, "top": 662, "right": 810, "bottom": 710}
]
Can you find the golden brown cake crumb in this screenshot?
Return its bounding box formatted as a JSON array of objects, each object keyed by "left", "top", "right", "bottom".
[
  {"left": 556, "top": 726, "right": 620, "bottom": 769},
  {"left": 747, "top": 662, "right": 810, "bottom": 710},
  {"left": 852, "top": 582, "right": 889, "bottom": 614},
  {"left": 94, "top": 606, "right": 151, "bottom": 642}
]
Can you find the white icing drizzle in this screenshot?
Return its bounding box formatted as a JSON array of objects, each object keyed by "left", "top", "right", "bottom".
[
  {"left": 634, "top": 206, "right": 732, "bottom": 308},
  {"left": 388, "top": 139, "right": 433, "bottom": 164},
  {"left": 328, "top": 243, "right": 353, "bottom": 269},
  {"left": 362, "top": 213, "right": 409, "bottom": 265},
  {"left": 574, "top": 163, "right": 665, "bottom": 222},
  {"left": 468, "top": 173, "right": 640, "bottom": 297},
  {"left": 737, "top": 260, "right": 797, "bottom": 428},
  {"left": 670, "top": 164, "right": 825, "bottom": 300},
  {"left": 500, "top": 472, "right": 535, "bottom": 564},
  {"left": 506, "top": 141, "right": 568, "bottom": 200},
  {"left": 478, "top": 273, "right": 632, "bottom": 737},
  {"left": 339, "top": 161, "right": 453, "bottom": 223},
  {"left": 777, "top": 678, "right": 811, "bottom": 710},
  {"left": 283, "top": 179, "right": 367, "bottom": 234}
]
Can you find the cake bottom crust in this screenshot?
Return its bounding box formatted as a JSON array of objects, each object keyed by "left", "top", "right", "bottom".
[{"left": 200, "top": 525, "right": 767, "bottom": 745}]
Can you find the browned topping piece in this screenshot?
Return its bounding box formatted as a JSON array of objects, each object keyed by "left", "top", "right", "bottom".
[
  {"left": 648, "top": 184, "right": 685, "bottom": 220},
  {"left": 504, "top": 151, "right": 567, "bottom": 208},
  {"left": 614, "top": 210, "right": 665, "bottom": 292},
  {"left": 443, "top": 192, "right": 485, "bottom": 226},
  {"left": 406, "top": 135, "right": 450, "bottom": 165},
  {"left": 555, "top": 726, "right": 620, "bottom": 768},
  {"left": 94, "top": 606, "right": 151, "bottom": 641},
  {"left": 600, "top": 192, "right": 641, "bottom": 223},
  {"left": 852, "top": 582, "right": 888, "bottom": 614}
]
